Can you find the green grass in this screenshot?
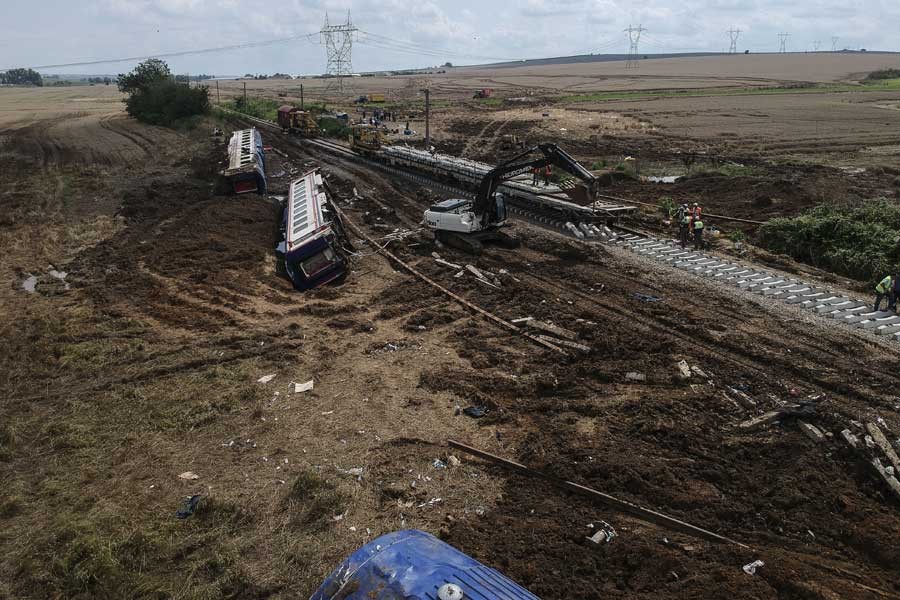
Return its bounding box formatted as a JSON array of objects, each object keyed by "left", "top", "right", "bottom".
[
  {"left": 223, "top": 96, "right": 281, "bottom": 121},
  {"left": 474, "top": 97, "right": 504, "bottom": 107},
  {"left": 758, "top": 198, "right": 900, "bottom": 282}
]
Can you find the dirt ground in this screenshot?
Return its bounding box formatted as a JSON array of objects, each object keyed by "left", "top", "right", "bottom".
[{"left": 2, "top": 77, "right": 900, "bottom": 600}]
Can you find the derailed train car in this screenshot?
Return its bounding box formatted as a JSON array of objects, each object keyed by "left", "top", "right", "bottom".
[
  {"left": 223, "top": 128, "right": 267, "bottom": 195},
  {"left": 276, "top": 169, "right": 349, "bottom": 291}
]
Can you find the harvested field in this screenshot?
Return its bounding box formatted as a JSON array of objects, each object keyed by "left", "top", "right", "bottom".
[{"left": 2, "top": 60, "right": 900, "bottom": 600}]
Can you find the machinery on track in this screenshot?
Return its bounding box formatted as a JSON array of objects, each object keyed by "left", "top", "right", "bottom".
[{"left": 423, "top": 143, "right": 601, "bottom": 254}]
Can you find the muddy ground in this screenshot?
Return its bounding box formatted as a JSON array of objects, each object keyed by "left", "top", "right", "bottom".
[{"left": 2, "top": 90, "right": 900, "bottom": 600}]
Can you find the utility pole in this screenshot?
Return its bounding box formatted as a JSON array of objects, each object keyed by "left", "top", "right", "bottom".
[
  {"left": 778, "top": 32, "right": 790, "bottom": 53},
  {"left": 300, "top": 84, "right": 304, "bottom": 109},
  {"left": 243, "top": 81, "right": 247, "bottom": 106},
  {"left": 421, "top": 88, "right": 430, "bottom": 150},
  {"left": 727, "top": 28, "right": 741, "bottom": 54},
  {"left": 624, "top": 24, "right": 646, "bottom": 68},
  {"left": 216, "top": 80, "right": 220, "bottom": 104},
  {"left": 831, "top": 36, "right": 839, "bottom": 52},
  {"left": 813, "top": 40, "right": 821, "bottom": 52}
]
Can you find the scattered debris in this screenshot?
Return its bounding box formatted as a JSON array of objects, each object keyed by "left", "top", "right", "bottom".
[
  {"left": 585, "top": 520, "right": 617, "bottom": 544},
  {"left": 432, "top": 459, "right": 447, "bottom": 469},
  {"left": 447, "top": 455, "right": 461, "bottom": 467},
  {"left": 21, "top": 275, "right": 37, "bottom": 293},
  {"left": 526, "top": 319, "right": 578, "bottom": 340},
  {"left": 338, "top": 466, "right": 365, "bottom": 478},
  {"left": 436, "top": 258, "right": 462, "bottom": 270},
  {"left": 178, "top": 471, "right": 199, "bottom": 480},
  {"left": 417, "top": 497, "right": 443, "bottom": 508},
  {"left": 632, "top": 292, "right": 662, "bottom": 303},
  {"left": 511, "top": 317, "right": 533, "bottom": 324},
  {"left": 534, "top": 334, "right": 591, "bottom": 353},
  {"left": 725, "top": 386, "right": 757, "bottom": 410},
  {"left": 291, "top": 380, "right": 314, "bottom": 394},
  {"left": 257, "top": 374, "right": 277, "bottom": 384},
  {"left": 738, "top": 403, "right": 815, "bottom": 432},
  {"left": 866, "top": 422, "right": 900, "bottom": 472},
  {"left": 462, "top": 406, "right": 487, "bottom": 418},
  {"left": 690, "top": 365, "right": 709, "bottom": 379},
  {"left": 175, "top": 494, "right": 202, "bottom": 519},
  {"left": 465, "top": 264, "right": 488, "bottom": 280},
  {"left": 798, "top": 421, "right": 826, "bottom": 443},
  {"left": 676, "top": 360, "right": 692, "bottom": 380},
  {"left": 742, "top": 560, "right": 765, "bottom": 575},
  {"left": 625, "top": 372, "right": 646, "bottom": 382}
]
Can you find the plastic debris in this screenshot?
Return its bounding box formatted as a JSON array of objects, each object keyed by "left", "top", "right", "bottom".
[
  {"left": 676, "top": 360, "right": 692, "bottom": 379},
  {"left": 176, "top": 494, "right": 201, "bottom": 519},
  {"left": 438, "top": 583, "right": 464, "bottom": 600},
  {"left": 632, "top": 292, "right": 662, "bottom": 303},
  {"left": 462, "top": 406, "right": 487, "bottom": 418},
  {"left": 178, "top": 471, "right": 199, "bottom": 480},
  {"left": 586, "top": 520, "right": 617, "bottom": 544},
  {"left": 291, "top": 380, "right": 314, "bottom": 393},
  {"left": 625, "top": 372, "right": 646, "bottom": 382},
  {"left": 432, "top": 459, "right": 447, "bottom": 469},
  {"left": 742, "top": 560, "right": 765, "bottom": 575},
  {"left": 257, "top": 374, "right": 277, "bottom": 384},
  {"left": 447, "top": 455, "right": 461, "bottom": 467}
]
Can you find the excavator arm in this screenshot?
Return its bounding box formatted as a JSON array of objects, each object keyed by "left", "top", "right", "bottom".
[{"left": 472, "top": 143, "right": 599, "bottom": 225}]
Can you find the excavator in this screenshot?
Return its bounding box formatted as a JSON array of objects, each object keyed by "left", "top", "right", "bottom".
[{"left": 423, "top": 143, "right": 599, "bottom": 254}]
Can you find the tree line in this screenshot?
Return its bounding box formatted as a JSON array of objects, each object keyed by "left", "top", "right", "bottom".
[{"left": 0, "top": 68, "right": 42, "bottom": 86}]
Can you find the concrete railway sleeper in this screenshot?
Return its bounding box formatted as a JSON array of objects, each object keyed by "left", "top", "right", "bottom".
[{"left": 613, "top": 232, "right": 900, "bottom": 344}]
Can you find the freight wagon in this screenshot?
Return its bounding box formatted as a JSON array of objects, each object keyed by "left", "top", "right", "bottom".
[
  {"left": 223, "top": 128, "right": 266, "bottom": 195},
  {"left": 277, "top": 169, "right": 348, "bottom": 291}
]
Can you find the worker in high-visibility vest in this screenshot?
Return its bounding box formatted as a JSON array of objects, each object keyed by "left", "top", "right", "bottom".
[
  {"left": 693, "top": 217, "right": 705, "bottom": 249},
  {"left": 531, "top": 166, "right": 540, "bottom": 186},
  {"left": 874, "top": 274, "right": 897, "bottom": 312},
  {"left": 692, "top": 202, "right": 702, "bottom": 220},
  {"left": 543, "top": 164, "right": 552, "bottom": 186}
]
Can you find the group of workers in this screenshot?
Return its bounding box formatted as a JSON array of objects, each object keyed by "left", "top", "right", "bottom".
[
  {"left": 530, "top": 165, "right": 553, "bottom": 187},
  {"left": 675, "top": 202, "right": 706, "bottom": 249}
]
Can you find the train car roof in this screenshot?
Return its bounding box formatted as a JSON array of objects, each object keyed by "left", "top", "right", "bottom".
[{"left": 286, "top": 170, "right": 330, "bottom": 249}]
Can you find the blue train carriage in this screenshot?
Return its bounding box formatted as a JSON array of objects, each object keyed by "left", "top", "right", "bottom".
[
  {"left": 277, "top": 169, "right": 348, "bottom": 291},
  {"left": 224, "top": 128, "right": 267, "bottom": 195}
]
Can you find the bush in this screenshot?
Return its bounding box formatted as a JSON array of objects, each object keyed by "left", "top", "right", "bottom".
[
  {"left": 318, "top": 117, "right": 350, "bottom": 140},
  {"left": 118, "top": 59, "right": 209, "bottom": 126},
  {"left": 658, "top": 196, "right": 676, "bottom": 217},
  {"left": 758, "top": 199, "right": 900, "bottom": 281},
  {"left": 865, "top": 68, "right": 900, "bottom": 82}
]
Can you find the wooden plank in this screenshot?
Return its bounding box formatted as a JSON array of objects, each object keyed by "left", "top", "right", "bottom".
[
  {"left": 447, "top": 439, "right": 750, "bottom": 549},
  {"left": 866, "top": 423, "right": 900, "bottom": 472},
  {"left": 526, "top": 319, "right": 578, "bottom": 340},
  {"left": 737, "top": 407, "right": 798, "bottom": 432}
]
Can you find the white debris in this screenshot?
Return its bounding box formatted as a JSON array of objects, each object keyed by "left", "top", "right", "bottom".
[
  {"left": 676, "top": 360, "right": 692, "bottom": 380},
  {"left": 257, "top": 374, "right": 277, "bottom": 384},
  {"left": 291, "top": 380, "right": 314, "bottom": 393},
  {"left": 742, "top": 560, "right": 764, "bottom": 575},
  {"left": 625, "top": 372, "right": 646, "bottom": 382},
  {"left": 178, "top": 471, "right": 199, "bottom": 480},
  {"left": 22, "top": 275, "right": 37, "bottom": 293},
  {"left": 447, "top": 455, "right": 461, "bottom": 467}
]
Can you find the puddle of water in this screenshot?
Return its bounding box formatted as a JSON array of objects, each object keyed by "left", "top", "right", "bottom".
[
  {"left": 22, "top": 275, "right": 37, "bottom": 293},
  {"left": 647, "top": 175, "right": 681, "bottom": 184}
]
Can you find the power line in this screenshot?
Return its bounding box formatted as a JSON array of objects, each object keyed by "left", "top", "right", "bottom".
[
  {"left": 831, "top": 36, "right": 839, "bottom": 52},
  {"left": 727, "top": 28, "right": 741, "bottom": 54},
  {"left": 624, "top": 24, "right": 646, "bottom": 68},
  {"left": 813, "top": 40, "right": 821, "bottom": 52},
  {"left": 1, "top": 33, "right": 318, "bottom": 72},
  {"left": 778, "top": 32, "right": 790, "bottom": 53}
]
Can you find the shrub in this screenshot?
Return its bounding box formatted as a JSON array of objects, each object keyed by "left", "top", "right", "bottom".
[
  {"left": 225, "top": 96, "right": 280, "bottom": 121},
  {"left": 317, "top": 117, "right": 350, "bottom": 140},
  {"left": 118, "top": 59, "right": 209, "bottom": 127},
  {"left": 758, "top": 199, "right": 900, "bottom": 281},
  {"left": 865, "top": 68, "right": 900, "bottom": 82},
  {"left": 658, "top": 196, "right": 676, "bottom": 217}
]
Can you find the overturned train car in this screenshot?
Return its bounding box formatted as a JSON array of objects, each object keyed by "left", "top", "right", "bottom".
[
  {"left": 224, "top": 128, "right": 267, "bottom": 195},
  {"left": 277, "top": 169, "right": 349, "bottom": 291}
]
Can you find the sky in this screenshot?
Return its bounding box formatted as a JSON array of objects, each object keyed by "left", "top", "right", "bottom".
[{"left": 2, "top": 0, "right": 898, "bottom": 76}]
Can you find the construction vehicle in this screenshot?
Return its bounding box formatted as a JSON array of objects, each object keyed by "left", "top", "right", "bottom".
[
  {"left": 348, "top": 123, "right": 386, "bottom": 155},
  {"left": 311, "top": 530, "right": 539, "bottom": 599},
  {"left": 423, "top": 143, "right": 599, "bottom": 254},
  {"left": 473, "top": 88, "right": 493, "bottom": 99},
  {"left": 277, "top": 105, "right": 317, "bottom": 137},
  {"left": 353, "top": 93, "right": 386, "bottom": 103}
]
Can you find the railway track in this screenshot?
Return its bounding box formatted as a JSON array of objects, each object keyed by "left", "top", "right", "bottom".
[
  {"left": 223, "top": 109, "right": 629, "bottom": 242},
  {"left": 224, "top": 109, "right": 899, "bottom": 345}
]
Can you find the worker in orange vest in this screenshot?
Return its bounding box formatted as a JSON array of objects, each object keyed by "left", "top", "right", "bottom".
[
  {"left": 543, "top": 164, "right": 552, "bottom": 186},
  {"left": 692, "top": 202, "right": 702, "bottom": 220},
  {"left": 531, "top": 166, "right": 540, "bottom": 186}
]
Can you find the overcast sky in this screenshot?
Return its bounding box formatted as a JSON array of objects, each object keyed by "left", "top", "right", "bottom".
[{"left": 3, "top": 0, "right": 898, "bottom": 75}]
